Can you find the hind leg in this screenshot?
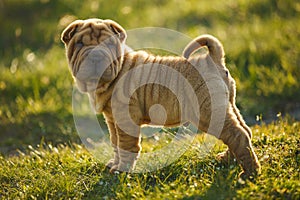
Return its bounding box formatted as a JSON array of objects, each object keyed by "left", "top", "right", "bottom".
[
  {"left": 232, "top": 104, "right": 252, "bottom": 138},
  {"left": 219, "top": 114, "right": 260, "bottom": 178},
  {"left": 217, "top": 104, "right": 253, "bottom": 164}
]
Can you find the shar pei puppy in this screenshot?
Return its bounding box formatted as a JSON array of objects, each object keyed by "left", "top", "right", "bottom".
[{"left": 61, "top": 18, "right": 261, "bottom": 179}]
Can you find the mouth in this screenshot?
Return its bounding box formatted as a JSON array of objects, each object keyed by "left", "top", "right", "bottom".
[
  {"left": 75, "top": 77, "right": 97, "bottom": 93},
  {"left": 85, "top": 80, "right": 109, "bottom": 94}
]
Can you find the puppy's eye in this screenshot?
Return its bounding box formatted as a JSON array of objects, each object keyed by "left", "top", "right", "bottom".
[
  {"left": 225, "top": 70, "right": 229, "bottom": 77},
  {"left": 75, "top": 41, "right": 84, "bottom": 48}
]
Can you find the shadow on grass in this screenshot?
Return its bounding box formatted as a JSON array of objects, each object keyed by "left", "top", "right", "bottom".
[
  {"left": 82, "top": 160, "right": 240, "bottom": 199},
  {"left": 0, "top": 111, "right": 81, "bottom": 156},
  {"left": 183, "top": 169, "right": 238, "bottom": 200}
]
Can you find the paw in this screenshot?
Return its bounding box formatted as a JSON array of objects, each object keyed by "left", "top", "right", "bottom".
[
  {"left": 105, "top": 159, "right": 119, "bottom": 169},
  {"left": 238, "top": 162, "right": 261, "bottom": 182},
  {"left": 109, "top": 162, "right": 134, "bottom": 173},
  {"left": 216, "top": 150, "right": 235, "bottom": 165},
  {"left": 238, "top": 171, "right": 257, "bottom": 183},
  {"left": 109, "top": 163, "right": 134, "bottom": 174},
  {"left": 109, "top": 164, "right": 120, "bottom": 174}
]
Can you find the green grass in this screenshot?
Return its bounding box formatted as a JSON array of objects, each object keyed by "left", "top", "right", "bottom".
[
  {"left": 0, "top": 0, "right": 300, "bottom": 199},
  {"left": 0, "top": 47, "right": 79, "bottom": 155},
  {"left": 0, "top": 118, "right": 299, "bottom": 199},
  {"left": 1, "top": 0, "right": 299, "bottom": 117}
]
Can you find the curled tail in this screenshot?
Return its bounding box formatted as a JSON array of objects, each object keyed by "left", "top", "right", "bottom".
[{"left": 183, "top": 34, "right": 225, "bottom": 66}]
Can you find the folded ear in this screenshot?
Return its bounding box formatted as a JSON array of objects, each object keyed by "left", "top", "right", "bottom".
[
  {"left": 61, "top": 21, "right": 81, "bottom": 44},
  {"left": 106, "top": 20, "right": 127, "bottom": 43}
]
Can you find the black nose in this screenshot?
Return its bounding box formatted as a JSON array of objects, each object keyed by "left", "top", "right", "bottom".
[{"left": 225, "top": 70, "right": 229, "bottom": 77}]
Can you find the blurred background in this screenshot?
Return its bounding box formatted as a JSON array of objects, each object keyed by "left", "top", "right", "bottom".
[{"left": 0, "top": 0, "right": 299, "bottom": 155}]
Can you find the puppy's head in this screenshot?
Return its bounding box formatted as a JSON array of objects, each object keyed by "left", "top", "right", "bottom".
[{"left": 61, "top": 18, "right": 127, "bottom": 93}]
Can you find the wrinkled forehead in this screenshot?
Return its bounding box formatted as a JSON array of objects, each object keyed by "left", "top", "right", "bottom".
[
  {"left": 70, "top": 18, "right": 114, "bottom": 30},
  {"left": 70, "top": 19, "right": 118, "bottom": 44},
  {"left": 74, "top": 18, "right": 103, "bottom": 25}
]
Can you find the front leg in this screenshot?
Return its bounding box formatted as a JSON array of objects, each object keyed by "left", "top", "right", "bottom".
[
  {"left": 110, "top": 125, "right": 141, "bottom": 173},
  {"left": 105, "top": 120, "right": 120, "bottom": 169}
]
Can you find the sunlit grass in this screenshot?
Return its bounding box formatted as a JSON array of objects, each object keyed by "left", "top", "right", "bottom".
[
  {"left": 0, "top": 118, "right": 299, "bottom": 199},
  {"left": 0, "top": 0, "right": 299, "bottom": 199},
  {"left": 0, "top": 46, "right": 78, "bottom": 154}
]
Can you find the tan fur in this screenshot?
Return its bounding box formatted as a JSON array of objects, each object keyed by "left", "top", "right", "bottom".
[
  {"left": 183, "top": 35, "right": 254, "bottom": 164},
  {"left": 61, "top": 18, "right": 260, "bottom": 178}
]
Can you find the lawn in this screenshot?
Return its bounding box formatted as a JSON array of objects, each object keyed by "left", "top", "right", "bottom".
[
  {"left": 0, "top": 0, "right": 299, "bottom": 199},
  {"left": 0, "top": 118, "right": 299, "bottom": 199}
]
